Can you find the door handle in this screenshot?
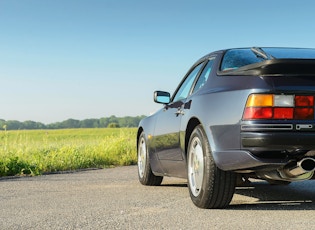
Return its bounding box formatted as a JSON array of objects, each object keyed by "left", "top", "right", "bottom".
[{"left": 175, "top": 109, "right": 184, "bottom": 116}]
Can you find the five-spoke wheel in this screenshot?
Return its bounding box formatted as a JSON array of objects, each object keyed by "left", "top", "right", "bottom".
[
  {"left": 187, "top": 125, "right": 236, "bottom": 209},
  {"left": 137, "top": 131, "right": 163, "bottom": 186}
]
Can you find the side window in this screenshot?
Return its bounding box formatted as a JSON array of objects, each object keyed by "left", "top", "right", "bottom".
[
  {"left": 192, "top": 58, "right": 215, "bottom": 94},
  {"left": 173, "top": 62, "right": 204, "bottom": 102}
]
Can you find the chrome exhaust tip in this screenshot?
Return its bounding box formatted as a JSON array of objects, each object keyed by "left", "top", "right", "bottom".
[
  {"left": 285, "top": 157, "right": 315, "bottom": 177},
  {"left": 257, "top": 157, "right": 315, "bottom": 182}
]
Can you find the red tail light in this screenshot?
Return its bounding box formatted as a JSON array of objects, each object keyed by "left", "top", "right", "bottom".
[
  {"left": 295, "top": 96, "right": 314, "bottom": 106},
  {"left": 294, "top": 108, "right": 314, "bottom": 119},
  {"left": 273, "top": 108, "right": 294, "bottom": 119},
  {"left": 243, "top": 107, "right": 272, "bottom": 120},
  {"left": 243, "top": 94, "right": 314, "bottom": 120}
]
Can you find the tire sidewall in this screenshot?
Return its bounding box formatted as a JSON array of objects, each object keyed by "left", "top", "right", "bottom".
[
  {"left": 137, "top": 132, "right": 149, "bottom": 183},
  {"left": 187, "top": 125, "right": 214, "bottom": 207},
  {"left": 137, "top": 131, "right": 163, "bottom": 186}
]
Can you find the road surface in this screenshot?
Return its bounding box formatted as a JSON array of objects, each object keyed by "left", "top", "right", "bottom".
[{"left": 0, "top": 166, "right": 315, "bottom": 229}]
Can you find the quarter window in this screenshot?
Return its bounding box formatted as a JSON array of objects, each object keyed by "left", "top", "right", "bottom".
[
  {"left": 192, "top": 58, "right": 215, "bottom": 93},
  {"left": 173, "top": 62, "right": 204, "bottom": 102}
]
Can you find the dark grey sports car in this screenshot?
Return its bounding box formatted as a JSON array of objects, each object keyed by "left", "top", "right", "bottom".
[{"left": 137, "top": 47, "right": 315, "bottom": 209}]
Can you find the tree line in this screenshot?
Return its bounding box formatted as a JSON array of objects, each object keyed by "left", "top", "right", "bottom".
[{"left": 0, "top": 115, "right": 146, "bottom": 130}]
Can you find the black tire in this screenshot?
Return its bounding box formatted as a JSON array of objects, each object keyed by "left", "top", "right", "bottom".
[
  {"left": 137, "top": 132, "right": 163, "bottom": 186},
  {"left": 187, "top": 125, "right": 236, "bottom": 209}
]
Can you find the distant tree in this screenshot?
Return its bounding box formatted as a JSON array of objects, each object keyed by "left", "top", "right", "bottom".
[
  {"left": 99, "top": 117, "right": 109, "bottom": 128},
  {"left": 0, "top": 115, "right": 146, "bottom": 130},
  {"left": 79, "top": 119, "right": 99, "bottom": 128},
  {"left": 6, "top": 120, "right": 22, "bottom": 130},
  {"left": 108, "top": 115, "right": 118, "bottom": 125},
  {"left": 62, "top": 119, "right": 80, "bottom": 128},
  {"left": 119, "top": 116, "right": 132, "bottom": 127},
  {"left": 47, "top": 122, "right": 62, "bottom": 129},
  {"left": 0, "top": 119, "right": 6, "bottom": 130},
  {"left": 22, "top": 120, "right": 45, "bottom": 129},
  {"left": 36, "top": 122, "right": 46, "bottom": 129},
  {"left": 107, "top": 122, "right": 120, "bottom": 128}
]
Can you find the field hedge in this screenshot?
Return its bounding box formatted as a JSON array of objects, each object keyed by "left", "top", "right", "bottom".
[{"left": 0, "top": 128, "right": 137, "bottom": 177}]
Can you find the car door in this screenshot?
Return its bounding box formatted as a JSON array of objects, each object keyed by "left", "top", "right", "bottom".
[{"left": 152, "top": 62, "right": 205, "bottom": 176}]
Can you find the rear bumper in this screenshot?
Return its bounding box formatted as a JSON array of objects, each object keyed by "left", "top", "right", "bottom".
[
  {"left": 241, "top": 132, "right": 315, "bottom": 151},
  {"left": 213, "top": 149, "right": 288, "bottom": 171},
  {"left": 213, "top": 132, "right": 315, "bottom": 171}
]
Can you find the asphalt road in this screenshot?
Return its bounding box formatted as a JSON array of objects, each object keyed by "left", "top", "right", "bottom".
[{"left": 1, "top": 165, "right": 315, "bottom": 230}]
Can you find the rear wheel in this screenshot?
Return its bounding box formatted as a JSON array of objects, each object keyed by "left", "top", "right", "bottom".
[
  {"left": 137, "top": 132, "right": 163, "bottom": 186},
  {"left": 187, "top": 125, "right": 236, "bottom": 209}
]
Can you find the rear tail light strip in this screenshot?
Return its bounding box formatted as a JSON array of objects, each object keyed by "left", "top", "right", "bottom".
[{"left": 243, "top": 94, "right": 314, "bottom": 120}]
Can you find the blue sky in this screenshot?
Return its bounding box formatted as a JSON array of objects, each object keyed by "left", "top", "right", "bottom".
[{"left": 1, "top": 0, "right": 315, "bottom": 123}]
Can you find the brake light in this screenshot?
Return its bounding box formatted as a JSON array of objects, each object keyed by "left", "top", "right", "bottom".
[
  {"left": 243, "top": 107, "right": 272, "bottom": 119},
  {"left": 243, "top": 94, "right": 314, "bottom": 120}
]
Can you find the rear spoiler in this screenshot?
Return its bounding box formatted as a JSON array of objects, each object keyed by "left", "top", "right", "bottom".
[{"left": 218, "top": 59, "right": 315, "bottom": 77}]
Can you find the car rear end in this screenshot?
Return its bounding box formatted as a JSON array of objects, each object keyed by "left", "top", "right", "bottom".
[
  {"left": 218, "top": 48, "right": 315, "bottom": 182},
  {"left": 241, "top": 91, "right": 315, "bottom": 181}
]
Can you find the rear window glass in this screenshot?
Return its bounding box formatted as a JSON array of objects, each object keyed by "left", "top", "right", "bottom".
[
  {"left": 221, "top": 49, "right": 260, "bottom": 71},
  {"left": 221, "top": 48, "right": 315, "bottom": 71}
]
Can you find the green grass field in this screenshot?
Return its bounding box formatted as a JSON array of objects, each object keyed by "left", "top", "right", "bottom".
[{"left": 0, "top": 128, "right": 137, "bottom": 177}]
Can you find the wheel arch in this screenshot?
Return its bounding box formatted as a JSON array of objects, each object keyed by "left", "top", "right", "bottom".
[
  {"left": 185, "top": 119, "right": 236, "bottom": 208},
  {"left": 185, "top": 117, "right": 201, "bottom": 156},
  {"left": 137, "top": 127, "right": 144, "bottom": 149}
]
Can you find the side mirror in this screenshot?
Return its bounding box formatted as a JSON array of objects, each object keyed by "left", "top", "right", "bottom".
[{"left": 154, "top": 91, "right": 171, "bottom": 104}]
